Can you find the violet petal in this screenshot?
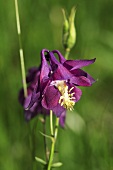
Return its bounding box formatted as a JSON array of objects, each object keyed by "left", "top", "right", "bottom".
[
  {"left": 52, "top": 103, "right": 66, "bottom": 117},
  {"left": 41, "top": 86, "right": 60, "bottom": 110},
  {"left": 59, "top": 111, "right": 66, "bottom": 127},
  {"left": 52, "top": 64, "right": 73, "bottom": 80},
  {"left": 64, "top": 58, "right": 96, "bottom": 70},
  {"left": 69, "top": 85, "right": 82, "bottom": 102},
  {"left": 70, "top": 76, "right": 92, "bottom": 86},
  {"left": 70, "top": 68, "right": 96, "bottom": 84},
  {"left": 52, "top": 50, "right": 66, "bottom": 64}
]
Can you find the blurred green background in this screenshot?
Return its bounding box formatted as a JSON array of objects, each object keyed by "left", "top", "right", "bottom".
[{"left": 0, "top": 0, "right": 113, "bottom": 170}]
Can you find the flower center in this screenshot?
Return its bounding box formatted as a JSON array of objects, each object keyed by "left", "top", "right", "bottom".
[{"left": 52, "top": 80, "right": 76, "bottom": 110}]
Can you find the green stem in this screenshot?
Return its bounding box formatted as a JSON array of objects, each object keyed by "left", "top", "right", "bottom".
[
  {"left": 47, "top": 111, "right": 59, "bottom": 170},
  {"left": 64, "top": 48, "right": 70, "bottom": 60},
  {"left": 43, "top": 115, "right": 49, "bottom": 161},
  {"left": 54, "top": 117, "right": 59, "bottom": 140},
  {"left": 50, "top": 110, "right": 54, "bottom": 136},
  {"left": 14, "top": 0, "right": 27, "bottom": 97}
]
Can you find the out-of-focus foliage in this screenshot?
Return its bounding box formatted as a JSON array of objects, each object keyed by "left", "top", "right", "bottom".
[{"left": 0, "top": 0, "right": 113, "bottom": 170}]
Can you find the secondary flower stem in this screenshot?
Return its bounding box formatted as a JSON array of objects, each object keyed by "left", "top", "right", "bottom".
[
  {"left": 47, "top": 111, "right": 59, "bottom": 170},
  {"left": 43, "top": 115, "right": 49, "bottom": 161},
  {"left": 14, "top": 0, "right": 27, "bottom": 97}
]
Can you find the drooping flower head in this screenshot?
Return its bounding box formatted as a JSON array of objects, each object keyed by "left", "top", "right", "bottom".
[{"left": 19, "top": 49, "right": 96, "bottom": 127}]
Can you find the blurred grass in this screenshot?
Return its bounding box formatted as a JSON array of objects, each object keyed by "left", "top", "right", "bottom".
[{"left": 0, "top": 0, "right": 113, "bottom": 170}]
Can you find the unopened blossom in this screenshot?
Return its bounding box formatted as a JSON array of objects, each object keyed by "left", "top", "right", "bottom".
[
  {"left": 62, "top": 7, "right": 76, "bottom": 51},
  {"left": 19, "top": 49, "right": 95, "bottom": 127}
]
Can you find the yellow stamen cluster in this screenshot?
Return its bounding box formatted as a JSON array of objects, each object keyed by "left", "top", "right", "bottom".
[{"left": 53, "top": 80, "right": 76, "bottom": 111}]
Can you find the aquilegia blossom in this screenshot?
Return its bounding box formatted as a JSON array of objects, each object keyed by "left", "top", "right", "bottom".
[{"left": 19, "top": 49, "right": 95, "bottom": 127}]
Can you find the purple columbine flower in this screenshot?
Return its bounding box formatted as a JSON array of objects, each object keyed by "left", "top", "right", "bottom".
[{"left": 19, "top": 49, "right": 96, "bottom": 127}]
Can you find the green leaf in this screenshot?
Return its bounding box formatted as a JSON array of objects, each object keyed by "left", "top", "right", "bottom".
[
  {"left": 51, "top": 162, "right": 63, "bottom": 168},
  {"left": 39, "top": 131, "right": 53, "bottom": 141},
  {"left": 35, "top": 157, "right": 46, "bottom": 165}
]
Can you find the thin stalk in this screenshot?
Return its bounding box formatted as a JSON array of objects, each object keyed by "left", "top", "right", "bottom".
[
  {"left": 64, "top": 48, "right": 70, "bottom": 60},
  {"left": 47, "top": 111, "right": 59, "bottom": 170},
  {"left": 54, "top": 117, "right": 59, "bottom": 140},
  {"left": 14, "top": 0, "right": 27, "bottom": 97},
  {"left": 43, "top": 115, "right": 49, "bottom": 161},
  {"left": 50, "top": 110, "right": 54, "bottom": 136}
]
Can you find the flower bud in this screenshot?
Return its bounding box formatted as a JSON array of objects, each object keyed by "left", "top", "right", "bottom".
[
  {"left": 62, "top": 9, "right": 69, "bottom": 49},
  {"left": 62, "top": 6, "right": 76, "bottom": 51}
]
